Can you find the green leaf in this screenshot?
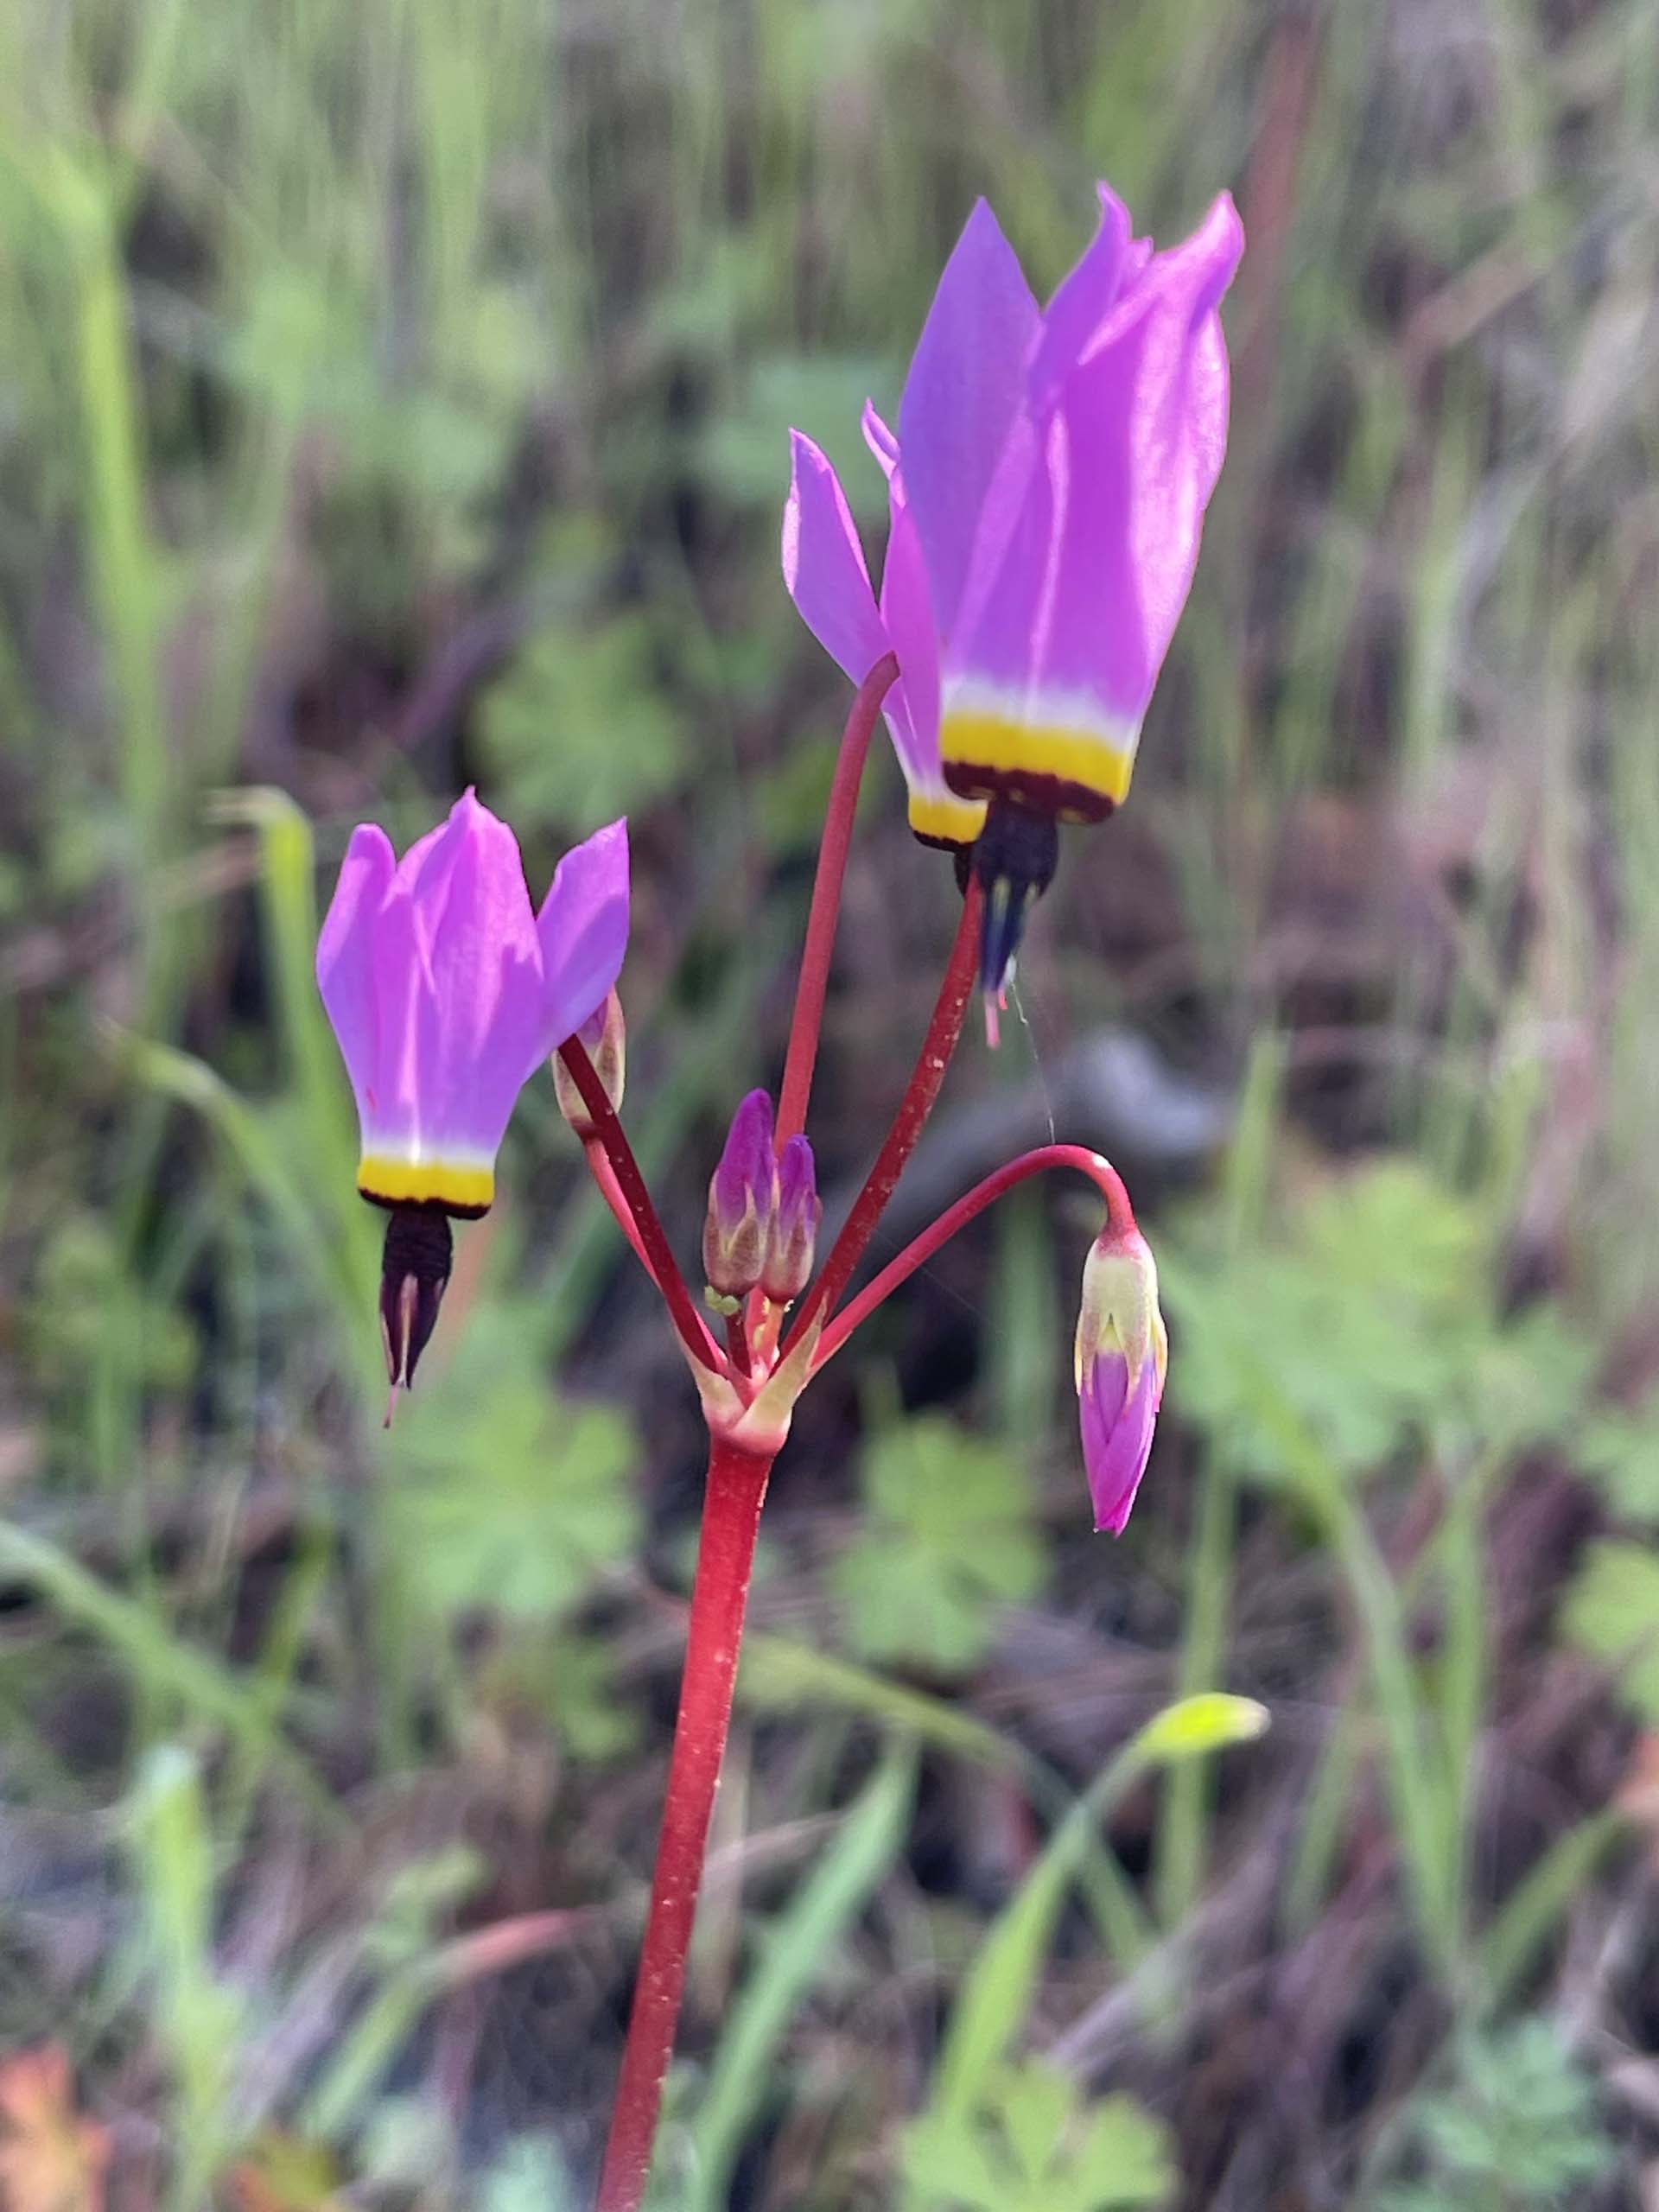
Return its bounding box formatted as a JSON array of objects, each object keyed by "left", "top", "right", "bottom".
[
  {"left": 480, "top": 608, "right": 688, "bottom": 827},
  {"left": 1166, "top": 1160, "right": 1501, "bottom": 1484},
  {"left": 1072, "top": 2096, "right": 1175, "bottom": 2205},
  {"left": 694, "top": 353, "right": 895, "bottom": 512},
  {"left": 904, "top": 2065, "right": 1172, "bottom": 2212},
  {"left": 1580, "top": 1395, "right": 1659, "bottom": 1522},
  {"left": 1376, "top": 2022, "right": 1613, "bottom": 2205},
  {"left": 1459, "top": 1306, "right": 1599, "bottom": 1459},
  {"left": 501, "top": 1630, "right": 642, "bottom": 1764},
  {"left": 685, "top": 1747, "right": 917, "bottom": 2212},
  {"left": 831, "top": 1418, "right": 1047, "bottom": 1675},
  {"left": 926, "top": 1696, "right": 1268, "bottom": 2135},
  {"left": 1560, "top": 1539, "right": 1659, "bottom": 1719},
  {"left": 481, "top": 2134, "right": 575, "bottom": 2212},
  {"left": 388, "top": 1314, "right": 641, "bottom": 1624}
]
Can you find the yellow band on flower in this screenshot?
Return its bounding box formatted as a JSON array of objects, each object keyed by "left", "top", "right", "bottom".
[
  {"left": 907, "top": 788, "right": 988, "bottom": 849},
  {"left": 941, "top": 707, "right": 1136, "bottom": 821},
  {"left": 358, "top": 1155, "right": 495, "bottom": 1217}
]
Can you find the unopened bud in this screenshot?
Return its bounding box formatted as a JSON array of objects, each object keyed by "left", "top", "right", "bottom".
[
  {"left": 760, "top": 1135, "right": 821, "bottom": 1303},
  {"left": 379, "top": 1205, "right": 454, "bottom": 1405},
  {"left": 1074, "top": 1215, "right": 1167, "bottom": 1535},
  {"left": 702, "top": 1090, "right": 777, "bottom": 1301},
  {"left": 553, "top": 990, "right": 627, "bottom": 1137}
]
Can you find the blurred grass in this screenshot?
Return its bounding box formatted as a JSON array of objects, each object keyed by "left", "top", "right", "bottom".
[{"left": 1, "top": 0, "right": 1658, "bottom": 2205}]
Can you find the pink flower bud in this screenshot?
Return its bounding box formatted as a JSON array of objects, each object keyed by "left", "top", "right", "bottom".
[
  {"left": 760, "top": 1135, "right": 822, "bottom": 1304},
  {"left": 702, "top": 1090, "right": 779, "bottom": 1300},
  {"left": 1074, "top": 1219, "right": 1167, "bottom": 1535},
  {"left": 552, "top": 988, "right": 627, "bottom": 1136}
]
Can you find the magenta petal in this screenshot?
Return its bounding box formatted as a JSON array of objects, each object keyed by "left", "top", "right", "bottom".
[
  {"left": 898, "top": 199, "right": 1040, "bottom": 636},
  {"left": 861, "top": 400, "right": 899, "bottom": 480},
  {"left": 316, "top": 823, "right": 395, "bottom": 1116},
  {"left": 949, "top": 192, "right": 1243, "bottom": 734},
  {"left": 1027, "top": 181, "right": 1136, "bottom": 410},
  {"left": 877, "top": 473, "right": 941, "bottom": 786},
  {"left": 782, "top": 431, "right": 890, "bottom": 687},
  {"left": 711, "top": 1090, "right": 777, "bottom": 1225},
  {"left": 363, "top": 870, "right": 429, "bottom": 1152},
  {"left": 414, "top": 797, "right": 544, "bottom": 1154},
  {"left": 1081, "top": 1352, "right": 1160, "bottom": 1535},
  {"left": 320, "top": 792, "right": 632, "bottom": 1195},
  {"left": 537, "top": 817, "right": 631, "bottom": 1046},
  {"left": 705, "top": 1089, "right": 778, "bottom": 1297}
]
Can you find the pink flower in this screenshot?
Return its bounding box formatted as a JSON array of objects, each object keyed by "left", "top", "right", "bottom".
[
  {"left": 782, "top": 183, "right": 1243, "bottom": 1025},
  {"left": 317, "top": 791, "right": 628, "bottom": 1395},
  {"left": 316, "top": 791, "right": 629, "bottom": 1221},
  {"left": 1075, "top": 1219, "right": 1169, "bottom": 1535}
]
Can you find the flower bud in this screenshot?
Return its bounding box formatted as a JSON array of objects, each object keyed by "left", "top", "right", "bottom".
[
  {"left": 760, "top": 1135, "right": 822, "bottom": 1304},
  {"left": 702, "top": 1090, "right": 778, "bottom": 1301},
  {"left": 1074, "top": 1218, "right": 1167, "bottom": 1535},
  {"left": 552, "top": 989, "right": 626, "bottom": 1136}
]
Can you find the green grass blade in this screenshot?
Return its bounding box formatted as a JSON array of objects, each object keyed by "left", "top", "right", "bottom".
[{"left": 685, "top": 1744, "right": 918, "bottom": 2212}]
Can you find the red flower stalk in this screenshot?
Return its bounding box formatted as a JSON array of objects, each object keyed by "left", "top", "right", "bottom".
[
  {"left": 563, "top": 741, "right": 1162, "bottom": 2212},
  {"left": 315, "top": 680, "right": 1171, "bottom": 2212}
]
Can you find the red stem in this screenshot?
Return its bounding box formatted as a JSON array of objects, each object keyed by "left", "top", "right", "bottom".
[
  {"left": 594, "top": 1439, "right": 775, "bottom": 2212},
  {"left": 582, "top": 1135, "right": 658, "bottom": 1283},
  {"left": 559, "top": 1038, "right": 723, "bottom": 1373},
  {"left": 785, "top": 877, "right": 982, "bottom": 1350},
  {"left": 774, "top": 653, "right": 898, "bottom": 1149},
  {"left": 725, "top": 1310, "right": 753, "bottom": 1377},
  {"left": 812, "top": 1143, "right": 1133, "bottom": 1371}
]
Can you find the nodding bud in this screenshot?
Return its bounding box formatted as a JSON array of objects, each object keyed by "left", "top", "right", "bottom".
[
  {"left": 760, "top": 1135, "right": 822, "bottom": 1303},
  {"left": 380, "top": 1205, "right": 454, "bottom": 1405},
  {"left": 702, "top": 1090, "right": 778, "bottom": 1302},
  {"left": 553, "top": 989, "right": 626, "bottom": 1136},
  {"left": 1074, "top": 1217, "right": 1167, "bottom": 1535}
]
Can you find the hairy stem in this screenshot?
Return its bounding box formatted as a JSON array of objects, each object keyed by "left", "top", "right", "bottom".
[
  {"left": 559, "top": 1037, "right": 722, "bottom": 1373},
  {"left": 774, "top": 653, "right": 898, "bottom": 1149},
  {"left": 812, "top": 1141, "right": 1133, "bottom": 1371},
  {"left": 594, "top": 1440, "right": 775, "bottom": 2212}
]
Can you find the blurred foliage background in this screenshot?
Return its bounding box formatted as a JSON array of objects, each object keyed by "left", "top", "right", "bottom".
[{"left": 3, "top": 0, "right": 1659, "bottom": 2205}]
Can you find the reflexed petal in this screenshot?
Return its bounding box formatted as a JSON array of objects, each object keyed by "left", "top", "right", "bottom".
[
  {"left": 898, "top": 198, "right": 1040, "bottom": 636},
  {"left": 360, "top": 872, "right": 427, "bottom": 1154},
  {"left": 1027, "top": 181, "right": 1135, "bottom": 410},
  {"left": 413, "top": 795, "right": 543, "bottom": 1149},
  {"left": 782, "top": 431, "right": 889, "bottom": 685},
  {"left": 942, "top": 194, "right": 1243, "bottom": 817},
  {"left": 861, "top": 400, "right": 899, "bottom": 479},
  {"left": 883, "top": 477, "right": 986, "bottom": 849},
  {"left": 877, "top": 475, "right": 940, "bottom": 787},
  {"left": 316, "top": 823, "right": 395, "bottom": 1115},
  {"left": 537, "top": 817, "right": 631, "bottom": 1048},
  {"left": 322, "top": 793, "right": 628, "bottom": 1221}
]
